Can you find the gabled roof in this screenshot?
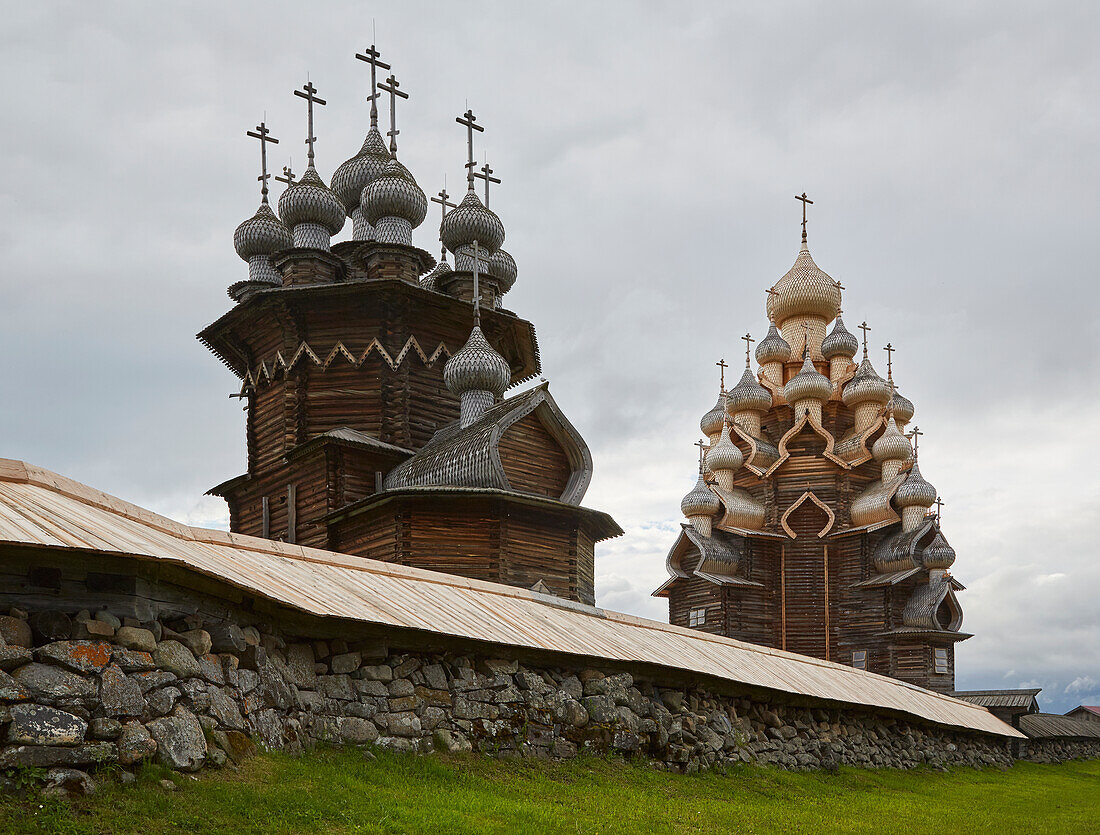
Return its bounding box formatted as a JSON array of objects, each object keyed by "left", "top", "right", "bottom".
[
  {"left": 1067, "top": 705, "right": 1100, "bottom": 718},
  {"left": 953, "top": 689, "right": 1041, "bottom": 712},
  {"left": 285, "top": 428, "right": 413, "bottom": 463},
  {"left": 1019, "top": 713, "right": 1100, "bottom": 740},
  {"left": 383, "top": 383, "right": 592, "bottom": 505},
  {"left": 0, "top": 458, "right": 1020, "bottom": 739}
]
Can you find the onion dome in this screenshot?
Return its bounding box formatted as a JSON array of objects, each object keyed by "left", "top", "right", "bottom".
[
  {"left": 420, "top": 259, "right": 453, "bottom": 292},
  {"left": 681, "top": 473, "right": 720, "bottom": 519},
  {"left": 766, "top": 241, "right": 842, "bottom": 325},
  {"left": 783, "top": 353, "right": 833, "bottom": 406},
  {"left": 488, "top": 248, "right": 517, "bottom": 293},
  {"left": 700, "top": 394, "right": 727, "bottom": 440},
  {"left": 362, "top": 157, "right": 428, "bottom": 229},
  {"left": 705, "top": 424, "right": 744, "bottom": 474},
  {"left": 872, "top": 415, "right": 914, "bottom": 463},
  {"left": 440, "top": 189, "right": 505, "bottom": 255},
  {"left": 822, "top": 315, "right": 859, "bottom": 360},
  {"left": 443, "top": 325, "right": 511, "bottom": 399},
  {"left": 234, "top": 202, "right": 292, "bottom": 261},
  {"left": 922, "top": 530, "right": 956, "bottom": 570},
  {"left": 889, "top": 388, "right": 915, "bottom": 424},
  {"left": 331, "top": 128, "right": 391, "bottom": 216},
  {"left": 278, "top": 165, "right": 346, "bottom": 238},
  {"left": 895, "top": 462, "right": 937, "bottom": 510},
  {"left": 755, "top": 322, "right": 791, "bottom": 365},
  {"left": 841, "top": 358, "right": 892, "bottom": 408},
  {"left": 726, "top": 366, "right": 773, "bottom": 415}
]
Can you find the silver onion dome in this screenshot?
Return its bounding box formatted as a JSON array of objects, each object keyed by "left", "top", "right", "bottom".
[
  {"left": 443, "top": 325, "right": 511, "bottom": 398},
  {"left": 922, "top": 530, "right": 956, "bottom": 570},
  {"left": 841, "top": 358, "right": 892, "bottom": 408},
  {"left": 440, "top": 189, "right": 505, "bottom": 255},
  {"left": 705, "top": 423, "right": 744, "bottom": 474},
  {"left": 681, "top": 473, "right": 720, "bottom": 519},
  {"left": 726, "top": 366, "right": 773, "bottom": 415},
  {"left": 783, "top": 353, "right": 833, "bottom": 405},
  {"left": 362, "top": 157, "right": 428, "bottom": 227},
  {"left": 488, "top": 248, "right": 518, "bottom": 293},
  {"left": 766, "top": 241, "right": 842, "bottom": 325},
  {"left": 889, "top": 388, "right": 915, "bottom": 424},
  {"left": 330, "top": 128, "right": 391, "bottom": 215},
  {"left": 895, "top": 461, "right": 937, "bottom": 509},
  {"left": 278, "top": 165, "right": 346, "bottom": 235},
  {"left": 822, "top": 315, "right": 859, "bottom": 360},
  {"left": 421, "top": 260, "right": 453, "bottom": 292},
  {"left": 234, "top": 202, "right": 292, "bottom": 261},
  {"left": 755, "top": 322, "right": 791, "bottom": 365},
  {"left": 872, "top": 415, "right": 914, "bottom": 463},
  {"left": 700, "top": 394, "right": 727, "bottom": 439}
]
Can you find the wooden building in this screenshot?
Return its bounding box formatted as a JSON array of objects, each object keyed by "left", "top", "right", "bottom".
[
  {"left": 202, "top": 63, "right": 620, "bottom": 605},
  {"left": 655, "top": 212, "right": 967, "bottom": 693}
]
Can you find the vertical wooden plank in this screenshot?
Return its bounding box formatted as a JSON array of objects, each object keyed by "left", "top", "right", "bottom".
[
  {"left": 286, "top": 484, "right": 297, "bottom": 544},
  {"left": 261, "top": 496, "right": 270, "bottom": 539}
]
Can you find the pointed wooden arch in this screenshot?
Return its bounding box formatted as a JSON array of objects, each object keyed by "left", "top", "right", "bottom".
[
  {"left": 781, "top": 491, "right": 836, "bottom": 539},
  {"left": 765, "top": 411, "right": 849, "bottom": 477}
]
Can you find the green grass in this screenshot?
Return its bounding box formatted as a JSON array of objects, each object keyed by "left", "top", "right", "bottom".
[{"left": 2, "top": 749, "right": 1097, "bottom": 834}]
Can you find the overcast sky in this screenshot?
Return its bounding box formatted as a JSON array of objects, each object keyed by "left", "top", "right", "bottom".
[{"left": 1, "top": 2, "right": 1097, "bottom": 714}]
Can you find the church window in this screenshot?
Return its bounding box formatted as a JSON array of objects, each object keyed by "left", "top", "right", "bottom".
[
  {"left": 934, "top": 647, "right": 949, "bottom": 674},
  {"left": 852, "top": 650, "right": 866, "bottom": 670},
  {"left": 689, "top": 608, "right": 707, "bottom": 627}
]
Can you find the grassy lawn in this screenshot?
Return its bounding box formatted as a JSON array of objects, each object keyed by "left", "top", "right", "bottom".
[{"left": 1, "top": 749, "right": 1097, "bottom": 834}]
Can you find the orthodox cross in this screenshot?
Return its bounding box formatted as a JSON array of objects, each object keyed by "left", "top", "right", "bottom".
[
  {"left": 293, "top": 82, "right": 327, "bottom": 168},
  {"left": 376, "top": 74, "right": 408, "bottom": 156},
  {"left": 858, "top": 321, "right": 871, "bottom": 358},
  {"left": 695, "top": 439, "right": 707, "bottom": 471},
  {"left": 795, "top": 192, "right": 813, "bottom": 240},
  {"left": 884, "top": 342, "right": 895, "bottom": 381},
  {"left": 275, "top": 164, "right": 295, "bottom": 187},
  {"left": 716, "top": 358, "right": 728, "bottom": 391},
  {"left": 934, "top": 496, "right": 944, "bottom": 520},
  {"left": 355, "top": 45, "right": 390, "bottom": 127},
  {"left": 473, "top": 162, "right": 501, "bottom": 208},
  {"left": 431, "top": 187, "right": 456, "bottom": 259},
  {"left": 741, "top": 333, "right": 755, "bottom": 367},
  {"left": 246, "top": 121, "right": 279, "bottom": 203},
  {"left": 456, "top": 109, "right": 484, "bottom": 190},
  {"left": 908, "top": 425, "right": 923, "bottom": 458}
]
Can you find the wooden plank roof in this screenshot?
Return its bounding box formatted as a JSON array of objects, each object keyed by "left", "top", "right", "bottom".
[
  {"left": 0, "top": 458, "right": 1022, "bottom": 740},
  {"left": 1019, "top": 713, "right": 1100, "bottom": 740}
]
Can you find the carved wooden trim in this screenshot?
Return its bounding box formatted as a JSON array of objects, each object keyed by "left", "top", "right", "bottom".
[{"left": 780, "top": 491, "right": 836, "bottom": 539}]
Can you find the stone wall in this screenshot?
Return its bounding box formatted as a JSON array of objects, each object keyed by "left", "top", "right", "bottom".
[
  {"left": 0, "top": 604, "right": 1030, "bottom": 794},
  {"left": 1021, "top": 738, "right": 1100, "bottom": 764}
]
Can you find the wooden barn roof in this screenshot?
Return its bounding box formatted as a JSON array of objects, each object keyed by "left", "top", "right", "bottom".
[
  {"left": 1019, "top": 713, "right": 1100, "bottom": 740},
  {"left": 0, "top": 458, "right": 1022, "bottom": 740}
]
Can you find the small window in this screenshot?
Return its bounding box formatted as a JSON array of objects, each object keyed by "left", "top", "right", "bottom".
[
  {"left": 852, "top": 650, "right": 867, "bottom": 670},
  {"left": 934, "top": 647, "right": 949, "bottom": 674},
  {"left": 689, "top": 608, "right": 707, "bottom": 628}
]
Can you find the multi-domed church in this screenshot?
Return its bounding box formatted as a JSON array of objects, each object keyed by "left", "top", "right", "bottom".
[
  {"left": 655, "top": 202, "right": 966, "bottom": 693},
  {"left": 202, "top": 46, "right": 620, "bottom": 606}
]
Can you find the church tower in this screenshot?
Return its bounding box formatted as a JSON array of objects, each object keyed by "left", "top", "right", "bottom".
[
  {"left": 655, "top": 195, "right": 966, "bottom": 693},
  {"left": 202, "top": 47, "right": 620, "bottom": 605}
]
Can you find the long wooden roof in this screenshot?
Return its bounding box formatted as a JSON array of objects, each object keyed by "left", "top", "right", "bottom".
[{"left": 0, "top": 458, "right": 1021, "bottom": 739}]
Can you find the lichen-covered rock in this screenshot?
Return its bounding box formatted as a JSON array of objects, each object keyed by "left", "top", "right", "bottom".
[
  {"left": 147, "top": 686, "right": 182, "bottom": 717},
  {"left": 43, "top": 767, "right": 96, "bottom": 797},
  {"left": 7, "top": 703, "right": 87, "bottom": 745},
  {"left": 433, "top": 728, "right": 472, "bottom": 752},
  {"left": 146, "top": 706, "right": 207, "bottom": 771},
  {"left": 115, "top": 627, "right": 157, "bottom": 654},
  {"left": 12, "top": 662, "right": 96, "bottom": 701},
  {"left": 338, "top": 716, "right": 379, "bottom": 744},
  {"left": 0, "top": 742, "right": 115, "bottom": 768},
  {"left": 178, "top": 630, "right": 212, "bottom": 658},
  {"left": 0, "top": 615, "right": 33, "bottom": 648},
  {"left": 90, "top": 717, "right": 123, "bottom": 740},
  {"left": 111, "top": 647, "right": 156, "bottom": 672},
  {"left": 331, "top": 652, "right": 362, "bottom": 675},
  {"left": 153, "top": 640, "right": 201, "bottom": 679},
  {"left": 207, "top": 685, "right": 246, "bottom": 730},
  {"left": 35, "top": 641, "right": 112, "bottom": 674},
  {"left": 117, "top": 720, "right": 157, "bottom": 765},
  {"left": 0, "top": 644, "right": 32, "bottom": 671},
  {"left": 99, "top": 664, "right": 145, "bottom": 717}
]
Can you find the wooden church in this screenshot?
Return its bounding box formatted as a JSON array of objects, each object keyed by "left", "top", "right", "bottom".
[
  {"left": 655, "top": 197, "right": 967, "bottom": 694},
  {"left": 201, "top": 48, "right": 619, "bottom": 606}
]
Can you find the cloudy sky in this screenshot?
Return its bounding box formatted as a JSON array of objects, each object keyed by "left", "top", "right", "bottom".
[{"left": 1, "top": 2, "right": 1097, "bottom": 713}]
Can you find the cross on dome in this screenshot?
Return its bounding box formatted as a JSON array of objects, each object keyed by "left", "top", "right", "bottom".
[
  {"left": 456, "top": 109, "right": 485, "bottom": 190},
  {"left": 293, "top": 81, "right": 327, "bottom": 168},
  {"left": 908, "top": 425, "right": 923, "bottom": 458},
  {"left": 716, "top": 358, "right": 728, "bottom": 391},
  {"left": 376, "top": 74, "right": 409, "bottom": 156},
  {"left": 694, "top": 439, "right": 707, "bottom": 472},
  {"left": 275, "top": 164, "right": 295, "bottom": 187},
  {"left": 858, "top": 321, "right": 871, "bottom": 358},
  {"left": 884, "top": 342, "right": 896, "bottom": 380},
  {"left": 246, "top": 121, "right": 279, "bottom": 203},
  {"left": 795, "top": 191, "right": 813, "bottom": 242},
  {"left": 431, "top": 186, "right": 457, "bottom": 260},
  {"left": 354, "top": 44, "right": 390, "bottom": 128},
  {"left": 473, "top": 162, "right": 501, "bottom": 208},
  {"left": 741, "top": 334, "right": 755, "bottom": 367}
]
